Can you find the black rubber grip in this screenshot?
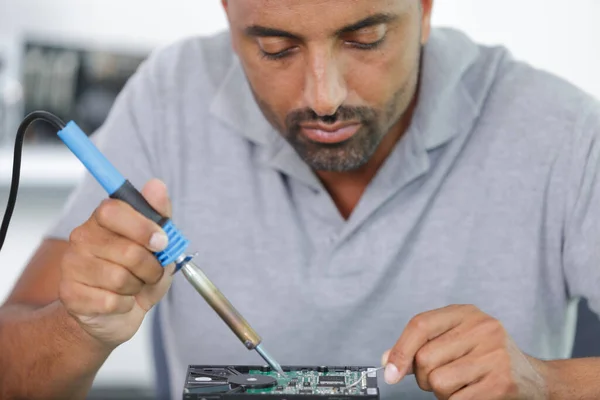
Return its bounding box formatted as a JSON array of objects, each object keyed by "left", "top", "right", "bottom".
[{"left": 110, "top": 180, "right": 169, "bottom": 226}]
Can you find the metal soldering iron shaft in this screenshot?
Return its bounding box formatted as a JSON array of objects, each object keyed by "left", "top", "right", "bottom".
[
  {"left": 178, "top": 258, "right": 285, "bottom": 374},
  {"left": 178, "top": 257, "right": 262, "bottom": 349}
]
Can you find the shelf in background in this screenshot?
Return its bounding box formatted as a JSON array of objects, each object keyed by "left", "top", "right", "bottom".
[{"left": 0, "top": 145, "right": 84, "bottom": 188}]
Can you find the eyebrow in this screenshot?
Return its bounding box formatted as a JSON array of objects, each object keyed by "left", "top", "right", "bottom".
[
  {"left": 336, "top": 13, "right": 398, "bottom": 35},
  {"left": 243, "top": 12, "right": 398, "bottom": 41},
  {"left": 244, "top": 26, "right": 299, "bottom": 40}
]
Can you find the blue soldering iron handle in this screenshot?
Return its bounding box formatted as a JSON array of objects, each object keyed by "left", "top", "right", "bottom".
[{"left": 56, "top": 121, "right": 189, "bottom": 267}]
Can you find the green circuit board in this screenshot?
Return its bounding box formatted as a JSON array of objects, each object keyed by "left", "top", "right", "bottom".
[
  {"left": 244, "top": 369, "right": 370, "bottom": 395},
  {"left": 183, "top": 365, "right": 380, "bottom": 398}
]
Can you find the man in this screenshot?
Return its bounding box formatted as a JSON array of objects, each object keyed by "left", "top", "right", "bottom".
[{"left": 1, "top": 0, "right": 599, "bottom": 399}]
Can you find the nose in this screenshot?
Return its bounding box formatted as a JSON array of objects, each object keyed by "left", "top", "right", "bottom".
[{"left": 303, "top": 49, "right": 347, "bottom": 117}]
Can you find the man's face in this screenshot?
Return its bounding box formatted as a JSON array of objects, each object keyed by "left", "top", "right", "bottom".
[{"left": 223, "top": 0, "right": 432, "bottom": 172}]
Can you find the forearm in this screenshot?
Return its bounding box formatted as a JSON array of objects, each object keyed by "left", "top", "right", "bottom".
[
  {"left": 0, "top": 301, "right": 112, "bottom": 400},
  {"left": 541, "top": 357, "right": 600, "bottom": 399}
]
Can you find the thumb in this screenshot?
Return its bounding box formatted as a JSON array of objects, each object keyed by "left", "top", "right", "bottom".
[
  {"left": 136, "top": 179, "right": 175, "bottom": 311},
  {"left": 137, "top": 263, "right": 176, "bottom": 311},
  {"left": 141, "top": 178, "right": 172, "bottom": 219},
  {"left": 381, "top": 348, "right": 414, "bottom": 375}
]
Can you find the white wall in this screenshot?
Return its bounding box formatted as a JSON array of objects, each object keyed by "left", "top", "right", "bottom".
[{"left": 0, "top": 0, "right": 599, "bottom": 393}]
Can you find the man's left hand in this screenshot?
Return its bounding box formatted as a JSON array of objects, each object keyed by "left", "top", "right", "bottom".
[{"left": 382, "top": 304, "right": 548, "bottom": 399}]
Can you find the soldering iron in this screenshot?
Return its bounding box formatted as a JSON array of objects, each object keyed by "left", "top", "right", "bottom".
[{"left": 0, "top": 111, "right": 285, "bottom": 376}]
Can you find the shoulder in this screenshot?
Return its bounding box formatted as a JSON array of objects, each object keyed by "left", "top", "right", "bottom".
[
  {"left": 431, "top": 28, "right": 600, "bottom": 179},
  {"left": 418, "top": 28, "right": 598, "bottom": 152},
  {"left": 470, "top": 38, "right": 599, "bottom": 136},
  {"left": 134, "top": 30, "right": 235, "bottom": 108},
  {"left": 105, "top": 31, "right": 245, "bottom": 197},
  {"left": 464, "top": 35, "right": 600, "bottom": 196}
]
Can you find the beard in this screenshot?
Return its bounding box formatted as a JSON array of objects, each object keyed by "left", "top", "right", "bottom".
[
  {"left": 283, "top": 106, "right": 384, "bottom": 172},
  {"left": 253, "top": 91, "right": 408, "bottom": 172},
  {"left": 249, "top": 64, "right": 418, "bottom": 172}
]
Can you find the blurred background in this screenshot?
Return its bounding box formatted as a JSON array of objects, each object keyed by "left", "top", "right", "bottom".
[{"left": 0, "top": 1, "right": 599, "bottom": 399}]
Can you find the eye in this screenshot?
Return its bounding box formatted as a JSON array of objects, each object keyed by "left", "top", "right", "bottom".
[
  {"left": 346, "top": 36, "right": 386, "bottom": 50},
  {"left": 343, "top": 24, "right": 387, "bottom": 50},
  {"left": 259, "top": 47, "right": 297, "bottom": 60},
  {"left": 258, "top": 38, "right": 297, "bottom": 60}
]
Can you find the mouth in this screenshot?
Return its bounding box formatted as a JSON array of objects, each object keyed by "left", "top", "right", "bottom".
[{"left": 299, "top": 122, "right": 361, "bottom": 144}]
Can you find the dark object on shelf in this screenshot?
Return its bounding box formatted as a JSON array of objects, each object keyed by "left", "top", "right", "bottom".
[{"left": 20, "top": 38, "right": 148, "bottom": 142}]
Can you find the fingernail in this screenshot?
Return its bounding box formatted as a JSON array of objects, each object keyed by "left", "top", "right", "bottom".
[
  {"left": 384, "top": 363, "right": 402, "bottom": 385},
  {"left": 149, "top": 231, "right": 169, "bottom": 251}
]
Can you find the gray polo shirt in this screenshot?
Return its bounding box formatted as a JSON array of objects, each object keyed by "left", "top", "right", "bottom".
[{"left": 49, "top": 28, "right": 600, "bottom": 399}]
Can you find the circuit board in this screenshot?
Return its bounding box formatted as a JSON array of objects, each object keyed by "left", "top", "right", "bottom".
[{"left": 183, "top": 365, "right": 380, "bottom": 399}]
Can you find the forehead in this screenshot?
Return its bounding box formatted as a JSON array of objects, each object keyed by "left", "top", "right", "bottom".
[{"left": 227, "top": 0, "right": 413, "bottom": 35}]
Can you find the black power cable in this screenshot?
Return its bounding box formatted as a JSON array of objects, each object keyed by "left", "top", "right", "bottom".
[{"left": 0, "top": 111, "right": 66, "bottom": 251}]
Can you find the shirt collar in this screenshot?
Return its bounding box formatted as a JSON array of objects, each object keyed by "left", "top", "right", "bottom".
[
  {"left": 209, "top": 57, "right": 276, "bottom": 148},
  {"left": 414, "top": 28, "right": 482, "bottom": 150}
]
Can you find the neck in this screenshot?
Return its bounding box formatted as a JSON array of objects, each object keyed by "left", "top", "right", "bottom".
[{"left": 315, "top": 98, "right": 417, "bottom": 220}]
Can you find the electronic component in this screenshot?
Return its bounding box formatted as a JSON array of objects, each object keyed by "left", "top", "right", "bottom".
[
  {"left": 318, "top": 375, "right": 346, "bottom": 387},
  {"left": 183, "top": 365, "right": 380, "bottom": 399}
]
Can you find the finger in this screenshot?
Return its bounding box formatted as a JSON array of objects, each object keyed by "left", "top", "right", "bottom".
[
  {"left": 140, "top": 179, "right": 172, "bottom": 219},
  {"left": 90, "top": 178, "right": 172, "bottom": 253},
  {"left": 75, "top": 227, "right": 165, "bottom": 285},
  {"left": 63, "top": 252, "right": 144, "bottom": 296},
  {"left": 414, "top": 324, "right": 481, "bottom": 391},
  {"left": 60, "top": 280, "right": 136, "bottom": 316},
  {"left": 386, "top": 305, "right": 479, "bottom": 384},
  {"left": 136, "top": 263, "right": 177, "bottom": 311},
  {"left": 427, "top": 351, "right": 494, "bottom": 399},
  {"left": 382, "top": 348, "right": 415, "bottom": 376},
  {"left": 91, "top": 198, "right": 168, "bottom": 253}
]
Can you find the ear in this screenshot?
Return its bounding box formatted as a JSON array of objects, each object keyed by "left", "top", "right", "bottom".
[
  {"left": 221, "top": 0, "right": 228, "bottom": 12},
  {"left": 420, "top": 0, "right": 434, "bottom": 45}
]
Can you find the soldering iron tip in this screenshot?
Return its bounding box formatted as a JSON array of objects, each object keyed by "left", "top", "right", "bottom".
[{"left": 255, "top": 344, "right": 286, "bottom": 377}]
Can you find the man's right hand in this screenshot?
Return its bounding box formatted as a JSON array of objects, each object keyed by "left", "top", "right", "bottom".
[{"left": 59, "top": 179, "right": 175, "bottom": 349}]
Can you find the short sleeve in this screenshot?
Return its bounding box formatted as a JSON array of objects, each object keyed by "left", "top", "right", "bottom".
[
  {"left": 46, "top": 54, "right": 164, "bottom": 241},
  {"left": 562, "top": 100, "right": 600, "bottom": 315}
]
